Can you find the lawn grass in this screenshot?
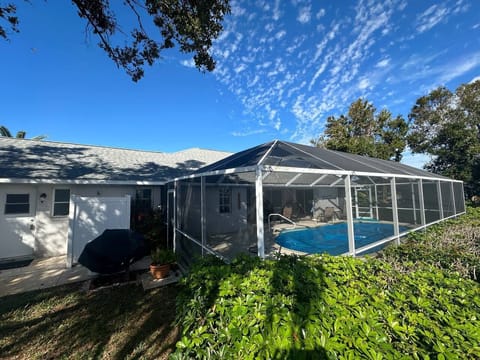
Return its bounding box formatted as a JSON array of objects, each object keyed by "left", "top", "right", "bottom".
[{"left": 0, "top": 282, "right": 179, "bottom": 359}]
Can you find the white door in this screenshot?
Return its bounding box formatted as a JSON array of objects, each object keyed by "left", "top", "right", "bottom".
[
  {"left": 0, "top": 186, "right": 37, "bottom": 260},
  {"left": 355, "top": 187, "right": 373, "bottom": 219},
  {"left": 67, "top": 195, "right": 131, "bottom": 266}
]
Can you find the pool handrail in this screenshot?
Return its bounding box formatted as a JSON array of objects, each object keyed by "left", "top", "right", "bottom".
[{"left": 268, "top": 213, "right": 296, "bottom": 232}]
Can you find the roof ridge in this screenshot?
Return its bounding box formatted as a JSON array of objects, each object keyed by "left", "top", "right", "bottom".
[
  {"left": 0, "top": 137, "right": 237, "bottom": 156},
  {"left": 0, "top": 137, "right": 171, "bottom": 155}
]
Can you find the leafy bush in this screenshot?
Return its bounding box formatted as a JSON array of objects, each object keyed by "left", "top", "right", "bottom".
[
  {"left": 172, "top": 254, "right": 480, "bottom": 359},
  {"left": 378, "top": 206, "right": 480, "bottom": 281},
  {"left": 150, "top": 247, "right": 177, "bottom": 265}
]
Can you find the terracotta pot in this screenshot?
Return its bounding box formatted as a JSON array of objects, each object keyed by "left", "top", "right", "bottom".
[{"left": 150, "top": 263, "right": 171, "bottom": 279}]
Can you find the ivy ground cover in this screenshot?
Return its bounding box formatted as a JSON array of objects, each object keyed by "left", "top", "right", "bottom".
[{"left": 173, "top": 253, "right": 480, "bottom": 359}]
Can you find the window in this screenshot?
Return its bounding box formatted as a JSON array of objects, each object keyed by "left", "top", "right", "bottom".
[
  {"left": 53, "top": 189, "right": 70, "bottom": 216},
  {"left": 5, "top": 194, "right": 30, "bottom": 214},
  {"left": 135, "top": 188, "right": 152, "bottom": 212},
  {"left": 219, "top": 188, "right": 231, "bottom": 213}
]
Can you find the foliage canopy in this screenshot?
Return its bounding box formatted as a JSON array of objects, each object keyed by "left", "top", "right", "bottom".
[
  {"left": 312, "top": 99, "right": 408, "bottom": 162},
  {"left": 1, "top": 0, "right": 231, "bottom": 81},
  {"left": 408, "top": 80, "right": 480, "bottom": 196},
  {"left": 0, "top": 125, "right": 45, "bottom": 140}
]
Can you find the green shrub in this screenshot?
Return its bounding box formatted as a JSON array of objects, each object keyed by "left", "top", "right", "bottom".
[
  {"left": 378, "top": 206, "right": 480, "bottom": 281},
  {"left": 172, "top": 254, "right": 480, "bottom": 359},
  {"left": 150, "top": 248, "right": 176, "bottom": 265}
]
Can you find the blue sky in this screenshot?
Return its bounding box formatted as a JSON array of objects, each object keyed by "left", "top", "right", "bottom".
[{"left": 1, "top": 0, "right": 479, "bottom": 168}]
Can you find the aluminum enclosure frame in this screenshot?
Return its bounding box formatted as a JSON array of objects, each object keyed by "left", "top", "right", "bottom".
[{"left": 169, "top": 141, "right": 465, "bottom": 262}]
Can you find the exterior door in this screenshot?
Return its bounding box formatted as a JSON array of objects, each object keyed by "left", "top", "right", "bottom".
[
  {"left": 0, "top": 186, "right": 37, "bottom": 260},
  {"left": 67, "top": 195, "right": 131, "bottom": 266},
  {"left": 355, "top": 187, "right": 373, "bottom": 219}
]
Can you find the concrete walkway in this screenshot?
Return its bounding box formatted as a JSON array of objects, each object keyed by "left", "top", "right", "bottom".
[
  {"left": 0, "top": 256, "right": 166, "bottom": 298},
  {"left": 0, "top": 256, "right": 94, "bottom": 297}
]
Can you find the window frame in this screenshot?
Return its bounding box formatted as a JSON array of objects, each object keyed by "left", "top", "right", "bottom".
[
  {"left": 4, "top": 193, "right": 30, "bottom": 215},
  {"left": 219, "top": 187, "right": 232, "bottom": 214},
  {"left": 52, "top": 188, "right": 71, "bottom": 217},
  {"left": 135, "top": 188, "right": 153, "bottom": 212}
]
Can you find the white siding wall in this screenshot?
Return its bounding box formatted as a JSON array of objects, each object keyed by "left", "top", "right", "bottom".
[
  {"left": 0, "top": 184, "right": 163, "bottom": 260},
  {"left": 33, "top": 185, "right": 137, "bottom": 257},
  {"left": 206, "top": 187, "right": 248, "bottom": 235}
]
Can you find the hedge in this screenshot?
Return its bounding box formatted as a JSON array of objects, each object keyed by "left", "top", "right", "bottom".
[
  {"left": 378, "top": 206, "right": 480, "bottom": 281},
  {"left": 172, "top": 254, "right": 480, "bottom": 359}
]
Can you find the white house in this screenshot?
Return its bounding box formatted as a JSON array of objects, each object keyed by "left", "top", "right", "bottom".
[
  {"left": 0, "top": 137, "right": 229, "bottom": 264},
  {"left": 1, "top": 138, "right": 466, "bottom": 269}
]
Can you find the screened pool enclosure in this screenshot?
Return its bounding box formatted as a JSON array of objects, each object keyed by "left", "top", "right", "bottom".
[{"left": 168, "top": 140, "right": 465, "bottom": 266}]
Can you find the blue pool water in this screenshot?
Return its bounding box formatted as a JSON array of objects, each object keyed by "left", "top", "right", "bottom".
[{"left": 276, "top": 222, "right": 407, "bottom": 255}]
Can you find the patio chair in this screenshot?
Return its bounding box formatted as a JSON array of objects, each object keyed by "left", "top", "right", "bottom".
[
  {"left": 282, "top": 204, "right": 293, "bottom": 220},
  {"left": 324, "top": 207, "right": 336, "bottom": 223}
]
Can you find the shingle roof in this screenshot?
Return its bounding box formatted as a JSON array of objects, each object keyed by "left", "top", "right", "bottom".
[
  {"left": 195, "top": 140, "right": 450, "bottom": 181},
  {"left": 0, "top": 138, "right": 230, "bottom": 183}
]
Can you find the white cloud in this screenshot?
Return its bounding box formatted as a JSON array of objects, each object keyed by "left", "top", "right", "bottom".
[
  {"left": 230, "top": 3, "right": 246, "bottom": 17},
  {"left": 297, "top": 6, "right": 311, "bottom": 24},
  {"left": 358, "top": 78, "right": 370, "bottom": 90},
  {"left": 452, "top": 0, "right": 470, "bottom": 14},
  {"left": 400, "top": 51, "right": 446, "bottom": 71},
  {"left": 211, "top": 0, "right": 479, "bottom": 146},
  {"left": 376, "top": 58, "right": 390, "bottom": 68},
  {"left": 308, "top": 61, "right": 328, "bottom": 91},
  {"left": 316, "top": 8, "right": 326, "bottom": 19},
  {"left": 235, "top": 63, "right": 247, "bottom": 73},
  {"left": 438, "top": 52, "right": 480, "bottom": 83},
  {"left": 180, "top": 59, "right": 195, "bottom": 68},
  {"left": 231, "top": 128, "right": 267, "bottom": 137},
  {"left": 275, "top": 30, "right": 287, "bottom": 40},
  {"left": 401, "top": 52, "right": 480, "bottom": 86},
  {"left": 416, "top": 4, "right": 449, "bottom": 33},
  {"left": 248, "top": 75, "right": 260, "bottom": 87},
  {"left": 273, "top": 0, "right": 282, "bottom": 21},
  {"left": 471, "top": 76, "right": 480, "bottom": 83},
  {"left": 286, "top": 34, "right": 307, "bottom": 54},
  {"left": 312, "top": 22, "right": 340, "bottom": 63}
]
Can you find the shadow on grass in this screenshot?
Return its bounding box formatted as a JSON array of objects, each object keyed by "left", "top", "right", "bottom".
[{"left": 0, "top": 282, "right": 179, "bottom": 359}]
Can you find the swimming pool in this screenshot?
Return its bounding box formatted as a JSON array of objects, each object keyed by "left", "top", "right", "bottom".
[{"left": 276, "top": 222, "right": 407, "bottom": 255}]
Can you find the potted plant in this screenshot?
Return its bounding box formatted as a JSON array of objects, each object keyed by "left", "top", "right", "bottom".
[{"left": 149, "top": 248, "right": 176, "bottom": 279}]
